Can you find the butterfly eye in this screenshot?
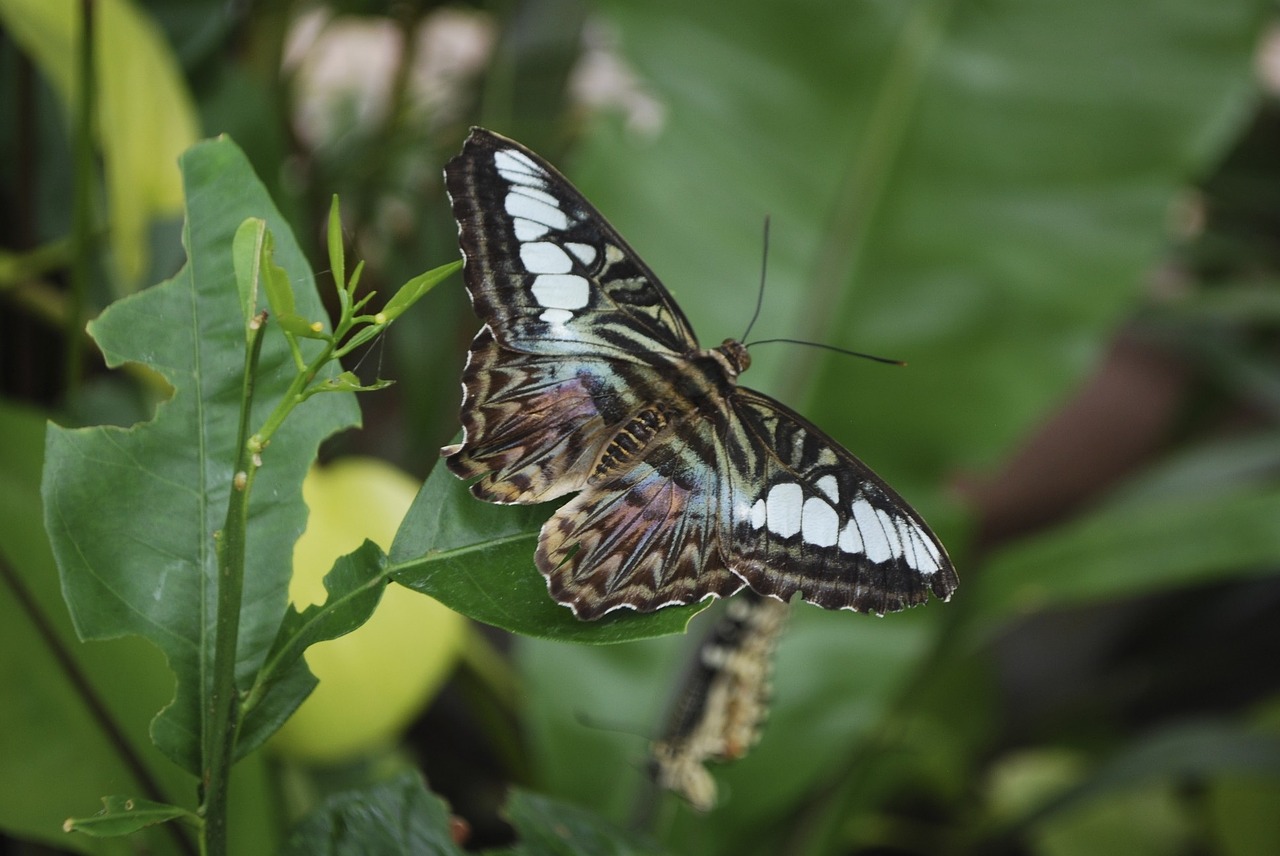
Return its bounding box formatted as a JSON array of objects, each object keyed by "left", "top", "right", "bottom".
[{"left": 716, "top": 339, "right": 751, "bottom": 374}]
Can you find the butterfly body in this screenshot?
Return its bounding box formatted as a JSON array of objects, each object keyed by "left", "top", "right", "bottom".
[{"left": 444, "top": 128, "right": 957, "bottom": 620}]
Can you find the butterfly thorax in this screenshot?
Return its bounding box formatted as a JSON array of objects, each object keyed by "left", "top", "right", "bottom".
[
  {"left": 664, "top": 338, "right": 751, "bottom": 414},
  {"left": 590, "top": 341, "right": 749, "bottom": 484}
]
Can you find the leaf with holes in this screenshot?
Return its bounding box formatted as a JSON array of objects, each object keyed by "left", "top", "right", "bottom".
[{"left": 42, "top": 137, "right": 360, "bottom": 774}]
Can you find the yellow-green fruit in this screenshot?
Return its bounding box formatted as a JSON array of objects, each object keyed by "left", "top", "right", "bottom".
[{"left": 269, "top": 457, "right": 466, "bottom": 762}]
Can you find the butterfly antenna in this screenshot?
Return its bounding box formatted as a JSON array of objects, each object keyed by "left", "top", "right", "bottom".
[
  {"left": 740, "top": 215, "right": 770, "bottom": 344},
  {"left": 746, "top": 338, "right": 907, "bottom": 366}
]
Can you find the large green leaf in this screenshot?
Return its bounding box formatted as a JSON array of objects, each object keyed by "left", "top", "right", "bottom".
[
  {"left": 963, "top": 434, "right": 1280, "bottom": 642},
  {"left": 572, "top": 0, "right": 1265, "bottom": 514},
  {"left": 965, "top": 483, "right": 1280, "bottom": 642},
  {"left": 996, "top": 721, "right": 1280, "bottom": 846},
  {"left": 238, "top": 540, "right": 390, "bottom": 759},
  {"left": 41, "top": 137, "right": 360, "bottom": 774}
]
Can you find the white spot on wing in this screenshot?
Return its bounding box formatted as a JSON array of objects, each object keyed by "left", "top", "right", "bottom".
[
  {"left": 801, "top": 497, "right": 839, "bottom": 547},
  {"left": 520, "top": 242, "right": 572, "bottom": 274},
  {"left": 531, "top": 274, "right": 590, "bottom": 309},
  {"left": 565, "top": 242, "right": 598, "bottom": 266},
  {"left": 874, "top": 508, "right": 904, "bottom": 558},
  {"left": 838, "top": 520, "right": 863, "bottom": 553},
  {"left": 908, "top": 529, "right": 939, "bottom": 574},
  {"left": 919, "top": 528, "right": 943, "bottom": 566},
  {"left": 539, "top": 308, "right": 573, "bottom": 325},
  {"left": 494, "top": 149, "right": 542, "bottom": 185},
  {"left": 498, "top": 166, "right": 542, "bottom": 187},
  {"left": 749, "top": 498, "right": 766, "bottom": 529},
  {"left": 816, "top": 475, "right": 839, "bottom": 503},
  {"left": 505, "top": 192, "right": 569, "bottom": 230},
  {"left": 513, "top": 218, "right": 550, "bottom": 241},
  {"left": 765, "top": 483, "right": 803, "bottom": 538},
  {"left": 852, "top": 499, "right": 892, "bottom": 563},
  {"left": 509, "top": 185, "right": 560, "bottom": 207}
]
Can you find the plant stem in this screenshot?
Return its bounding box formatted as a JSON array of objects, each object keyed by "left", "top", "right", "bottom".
[
  {"left": 202, "top": 314, "right": 268, "bottom": 856},
  {"left": 254, "top": 339, "right": 335, "bottom": 445},
  {"left": 67, "top": 0, "right": 95, "bottom": 392}
]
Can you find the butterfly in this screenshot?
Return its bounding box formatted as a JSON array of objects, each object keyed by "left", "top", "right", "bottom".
[
  {"left": 441, "top": 127, "right": 957, "bottom": 621},
  {"left": 650, "top": 591, "right": 790, "bottom": 811}
]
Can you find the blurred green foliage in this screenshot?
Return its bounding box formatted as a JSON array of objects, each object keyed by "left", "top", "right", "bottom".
[{"left": 3, "top": 0, "right": 1280, "bottom": 854}]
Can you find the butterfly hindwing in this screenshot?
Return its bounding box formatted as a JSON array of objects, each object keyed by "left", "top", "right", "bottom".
[
  {"left": 444, "top": 326, "right": 615, "bottom": 503},
  {"left": 536, "top": 413, "right": 745, "bottom": 619},
  {"left": 445, "top": 129, "right": 698, "bottom": 360},
  {"left": 723, "top": 389, "right": 956, "bottom": 615}
]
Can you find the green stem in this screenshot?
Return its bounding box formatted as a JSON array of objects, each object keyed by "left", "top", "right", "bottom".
[
  {"left": 254, "top": 339, "right": 336, "bottom": 445},
  {"left": 202, "top": 313, "right": 269, "bottom": 856},
  {"left": 67, "top": 0, "right": 95, "bottom": 392}
]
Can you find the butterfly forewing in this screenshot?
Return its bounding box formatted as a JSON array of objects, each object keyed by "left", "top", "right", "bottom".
[
  {"left": 442, "top": 127, "right": 957, "bottom": 620},
  {"left": 445, "top": 129, "right": 699, "bottom": 359}
]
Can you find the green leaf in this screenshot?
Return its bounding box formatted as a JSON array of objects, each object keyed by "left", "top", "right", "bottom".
[
  {"left": 260, "top": 228, "right": 297, "bottom": 319},
  {"left": 64, "top": 796, "right": 197, "bottom": 838},
  {"left": 389, "top": 461, "right": 707, "bottom": 644},
  {"left": 304, "top": 371, "right": 394, "bottom": 397},
  {"left": 238, "top": 541, "right": 388, "bottom": 757},
  {"left": 379, "top": 260, "right": 462, "bottom": 325},
  {"left": 1206, "top": 774, "right": 1280, "bottom": 856},
  {"left": 42, "top": 137, "right": 360, "bottom": 775},
  {"left": 278, "top": 312, "right": 330, "bottom": 339},
  {"left": 964, "top": 484, "right": 1280, "bottom": 642},
  {"left": 232, "top": 218, "right": 267, "bottom": 332},
  {"left": 327, "top": 194, "right": 346, "bottom": 293},
  {"left": 505, "top": 790, "right": 667, "bottom": 856},
  {"left": 1001, "top": 721, "right": 1280, "bottom": 840},
  {"left": 280, "top": 770, "right": 464, "bottom": 856},
  {"left": 577, "top": 0, "right": 1267, "bottom": 525}
]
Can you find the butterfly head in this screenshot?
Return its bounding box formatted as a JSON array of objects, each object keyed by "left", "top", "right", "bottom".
[{"left": 712, "top": 339, "right": 752, "bottom": 379}]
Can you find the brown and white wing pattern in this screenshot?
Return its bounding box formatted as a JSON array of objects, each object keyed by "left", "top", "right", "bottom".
[
  {"left": 441, "top": 126, "right": 957, "bottom": 620},
  {"left": 444, "top": 128, "right": 698, "bottom": 361},
  {"left": 535, "top": 410, "right": 745, "bottom": 619},
  {"left": 722, "top": 389, "right": 957, "bottom": 616},
  {"left": 443, "top": 326, "right": 620, "bottom": 504}
]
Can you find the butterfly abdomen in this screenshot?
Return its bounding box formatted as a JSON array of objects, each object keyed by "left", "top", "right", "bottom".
[{"left": 593, "top": 402, "right": 678, "bottom": 480}]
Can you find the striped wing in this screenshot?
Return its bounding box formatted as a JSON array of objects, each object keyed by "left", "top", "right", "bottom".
[
  {"left": 723, "top": 389, "right": 957, "bottom": 615},
  {"left": 443, "top": 128, "right": 704, "bottom": 507},
  {"left": 444, "top": 327, "right": 621, "bottom": 503},
  {"left": 536, "top": 413, "right": 745, "bottom": 619},
  {"left": 529, "top": 383, "right": 956, "bottom": 619},
  {"left": 444, "top": 128, "right": 699, "bottom": 360}
]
